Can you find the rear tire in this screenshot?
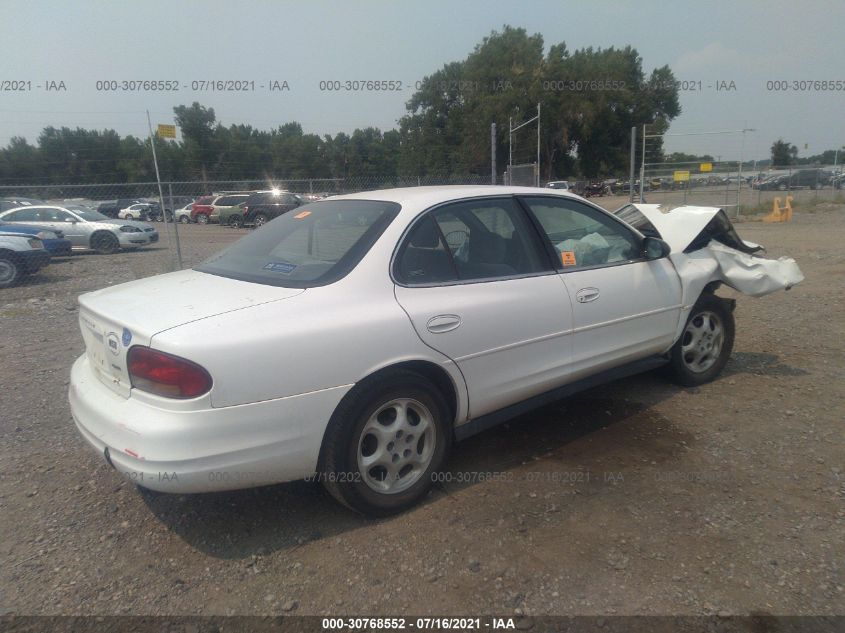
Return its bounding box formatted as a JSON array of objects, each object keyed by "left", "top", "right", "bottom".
[
  {"left": 229, "top": 215, "right": 243, "bottom": 228},
  {"left": 179, "top": 215, "right": 190, "bottom": 224},
  {"left": 254, "top": 213, "right": 268, "bottom": 227},
  {"left": 196, "top": 214, "right": 209, "bottom": 225},
  {"left": 0, "top": 257, "right": 21, "bottom": 288},
  {"left": 92, "top": 232, "right": 119, "bottom": 255},
  {"left": 665, "top": 293, "right": 735, "bottom": 387},
  {"left": 320, "top": 370, "right": 452, "bottom": 516}
]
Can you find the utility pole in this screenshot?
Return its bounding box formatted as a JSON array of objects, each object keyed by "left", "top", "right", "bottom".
[
  {"left": 639, "top": 124, "right": 646, "bottom": 203},
  {"left": 629, "top": 126, "right": 636, "bottom": 203},
  {"left": 145, "top": 110, "right": 174, "bottom": 262},
  {"left": 491, "top": 122, "right": 497, "bottom": 185},
  {"left": 536, "top": 102, "right": 541, "bottom": 187}
]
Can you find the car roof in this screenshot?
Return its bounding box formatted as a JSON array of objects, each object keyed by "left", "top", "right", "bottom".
[{"left": 327, "top": 185, "right": 583, "bottom": 217}]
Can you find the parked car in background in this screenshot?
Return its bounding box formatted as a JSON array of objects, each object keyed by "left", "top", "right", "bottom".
[
  {"left": 67, "top": 186, "right": 802, "bottom": 515},
  {"left": 190, "top": 193, "right": 251, "bottom": 224},
  {"left": 0, "top": 221, "right": 73, "bottom": 256},
  {"left": 189, "top": 195, "right": 215, "bottom": 223},
  {"left": 0, "top": 197, "right": 45, "bottom": 212},
  {"left": 0, "top": 205, "right": 159, "bottom": 254},
  {"left": 97, "top": 198, "right": 144, "bottom": 218},
  {"left": 118, "top": 203, "right": 154, "bottom": 221},
  {"left": 545, "top": 181, "right": 570, "bottom": 191},
  {"left": 218, "top": 201, "right": 247, "bottom": 227},
  {"left": 174, "top": 203, "right": 194, "bottom": 224},
  {"left": 204, "top": 193, "right": 252, "bottom": 225},
  {"left": 0, "top": 232, "right": 50, "bottom": 288},
  {"left": 755, "top": 169, "right": 827, "bottom": 190},
  {"left": 241, "top": 190, "right": 301, "bottom": 227}
]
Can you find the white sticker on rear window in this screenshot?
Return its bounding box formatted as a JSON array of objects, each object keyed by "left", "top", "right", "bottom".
[{"left": 263, "top": 261, "right": 297, "bottom": 274}]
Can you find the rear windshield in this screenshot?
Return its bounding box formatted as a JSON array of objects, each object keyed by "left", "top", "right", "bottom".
[{"left": 195, "top": 199, "right": 400, "bottom": 288}]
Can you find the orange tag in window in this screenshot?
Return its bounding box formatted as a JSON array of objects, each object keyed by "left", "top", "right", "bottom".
[
  {"left": 293, "top": 211, "right": 311, "bottom": 219},
  {"left": 560, "top": 251, "right": 576, "bottom": 267}
]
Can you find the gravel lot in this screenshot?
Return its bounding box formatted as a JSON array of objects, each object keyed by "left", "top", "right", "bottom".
[{"left": 0, "top": 203, "right": 842, "bottom": 617}]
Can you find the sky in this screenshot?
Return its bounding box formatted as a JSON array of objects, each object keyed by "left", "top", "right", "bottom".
[{"left": 1, "top": 0, "right": 843, "bottom": 163}]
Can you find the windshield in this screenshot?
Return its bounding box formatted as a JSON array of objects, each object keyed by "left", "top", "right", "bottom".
[
  {"left": 612, "top": 204, "right": 660, "bottom": 238},
  {"left": 195, "top": 199, "right": 399, "bottom": 287},
  {"left": 74, "top": 209, "right": 112, "bottom": 222}
]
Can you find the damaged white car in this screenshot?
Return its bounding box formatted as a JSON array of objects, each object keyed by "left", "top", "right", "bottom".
[{"left": 68, "top": 187, "right": 803, "bottom": 515}]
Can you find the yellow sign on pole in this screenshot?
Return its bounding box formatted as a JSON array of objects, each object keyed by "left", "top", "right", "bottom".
[
  {"left": 157, "top": 124, "right": 176, "bottom": 139},
  {"left": 673, "top": 170, "right": 690, "bottom": 182},
  {"left": 699, "top": 162, "right": 713, "bottom": 172}
]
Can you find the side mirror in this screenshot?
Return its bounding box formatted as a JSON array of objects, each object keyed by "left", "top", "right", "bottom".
[{"left": 643, "top": 236, "right": 671, "bottom": 260}]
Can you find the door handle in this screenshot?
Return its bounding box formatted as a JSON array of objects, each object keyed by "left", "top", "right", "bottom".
[
  {"left": 576, "top": 287, "right": 600, "bottom": 303},
  {"left": 426, "top": 314, "right": 462, "bottom": 333}
]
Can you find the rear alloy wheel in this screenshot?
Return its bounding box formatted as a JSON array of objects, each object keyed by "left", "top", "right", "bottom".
[
  {"left": 196, "top": 214, "right": 209, "bottom": 225},
  {"left": 0, "top": 257, "right": 21, "bottom": 288},
  {"left": 666, "top": 294, "right": 735, "bottom": 386},
  {"left": 125, "top": 214, "right": 135, "bottom": 220},
  {"left": 92, "top": 232, "right": 119, "bottom": 255},
  {"left": 179, "top": 215, "right": 190, "bottom": 224},
  {"left": 320, "top": 370, "right": 451, "bottom": 516},
  {"left": 229, "top": 215, "right": 243, "bottom": 228},
  {"left": 253, "top": 213, "right": 268, "bottom": 227}
]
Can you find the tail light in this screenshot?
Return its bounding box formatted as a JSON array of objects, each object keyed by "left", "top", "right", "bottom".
[
  {"left": 127, "top": 346, "right": 213, "bottom": 399},
  {"left": 242, "top": 205, "right": 249, "bottom": 214}
]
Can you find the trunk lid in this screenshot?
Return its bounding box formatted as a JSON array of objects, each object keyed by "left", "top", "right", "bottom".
[{"left": 78, "top": 269, "right": 304, "bottom": 397}]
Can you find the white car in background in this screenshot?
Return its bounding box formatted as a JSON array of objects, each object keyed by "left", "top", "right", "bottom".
[
  {"left": 117, "top": 203, "right": 153, "bottom": 221},
  {"left": 174, "top": 203, "right": 194, "bottom": 224},
  {"left": 0, "top": 205, "right": 159, "bottom": 254},
  {"left": 68, "top": 186, "right": 803, "bottom": 515}
]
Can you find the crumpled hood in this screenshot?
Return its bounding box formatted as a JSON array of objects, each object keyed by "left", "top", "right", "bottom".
[{"left": 625, "top": 204, "right": 804, "bottom": 340}]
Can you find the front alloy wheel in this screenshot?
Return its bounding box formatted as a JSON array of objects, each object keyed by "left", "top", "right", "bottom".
[
  {"left": 680, "top": 311, "right": 724, "bottom": 373},
  {"left": 666, "top": 293, "right": 735, "bottom": 386},
  {"left": 196, "top": 214, "right": 208, "bottom": 225}
]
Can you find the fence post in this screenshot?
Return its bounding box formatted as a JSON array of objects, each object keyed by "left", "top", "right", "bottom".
[
  {"left": 629, "top": 126, "right": 636, "bottom": 203},
  {"left": 168, "top": 183, "right": 183, "bottom": 269}
]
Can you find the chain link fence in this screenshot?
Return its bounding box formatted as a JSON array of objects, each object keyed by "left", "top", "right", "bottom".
[{"left": 0, "top": 175, "right": 491, "bottom": 273}]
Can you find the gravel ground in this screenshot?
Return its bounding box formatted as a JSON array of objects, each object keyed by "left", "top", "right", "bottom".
[{"left": 0, "top": 204, "right": 842, "bottom": 617}]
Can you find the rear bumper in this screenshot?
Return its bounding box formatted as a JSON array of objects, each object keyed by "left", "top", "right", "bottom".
[{"left": 68, "top": 354, "right": 350, "bottom": 493}]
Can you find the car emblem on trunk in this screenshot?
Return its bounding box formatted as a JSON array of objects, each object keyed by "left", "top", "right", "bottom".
[{"left": 122, "top": 328, "right": 132, "bottom": 347}]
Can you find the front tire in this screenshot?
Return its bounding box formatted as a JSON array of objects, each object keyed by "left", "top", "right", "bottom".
[
  {"left": 666, "top": 293, "right": 735, "bottom": 387},
  {"left": 320, "top": 370, "right": 452, "bottom": 516},
  {"left": 253, "top": 213, "right": 268, "bottom": 227},
  {"left": 92, "top": 232, "right": 119, "bottom": 255},
  {"left": 196, "top": 214, "right": 209, "bottom": 225},
  {"left": 179, "top": 215, "right": 190, "bottom": 224},
  {"left": 0, "top": 257, "right": 21, "bottom": 288}
]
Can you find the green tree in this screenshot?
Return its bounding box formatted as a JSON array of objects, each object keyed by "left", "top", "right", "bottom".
[
  {"left": 399, "top": 26, "right": 681, "bottom": 180},
  {"left": 770, "top": 139, "right": 798, "bottom": 167}
]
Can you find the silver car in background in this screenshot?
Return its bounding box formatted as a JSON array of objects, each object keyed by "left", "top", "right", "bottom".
[{"left": 0, "top": 205, "right": 159, "bottom": 254}]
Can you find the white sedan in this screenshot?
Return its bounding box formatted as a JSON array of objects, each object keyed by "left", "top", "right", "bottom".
[{"left": 68, "top": 186, "right": 803, "bottom": 515}]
